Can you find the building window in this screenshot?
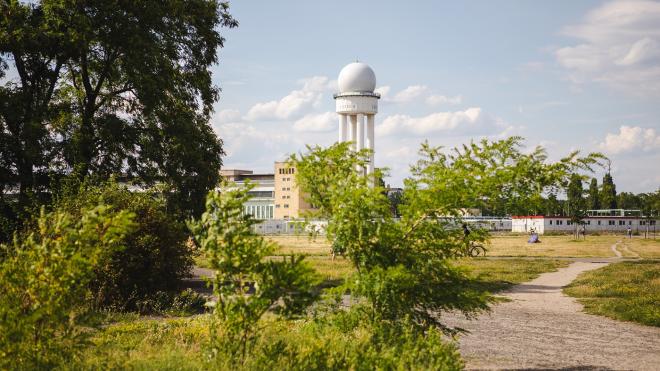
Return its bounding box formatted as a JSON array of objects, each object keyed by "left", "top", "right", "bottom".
[
  {"left": 284, "top": 204, "right": 289, "bottom": 208},
  {"left": 549, "top": 220, "right": 552, "bottom": 225},
  {"left": 619, "top": 220, "right": 625, "bottom": 226},
  {"left": 609, "top": 220, "right": 615, "bottom": 225},
  {"left": 587, "top": 220, "right": 591, "bottom": 225},
  {"left": 598, "top": 220, "right": 601, "bottom": 225},
  {"left": 275, "top": 204, "right": 280, "bottom": 208},
  {"left": 629, "top": 221, "right": 632, "bottom": 225}
]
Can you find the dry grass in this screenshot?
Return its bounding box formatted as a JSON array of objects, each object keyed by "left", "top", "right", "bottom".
[
  {"left": 564, "top": 260, "right": 660, "bottom": 326},
  {"left": 621, "top": 238, "right": 660, "bottom": 258},
  {"left": 268, "top": 234, "right": 660, "bottom": 258},
  {"left": 486, "top": 234, "right": 660, "bottom": 258},
  {"left": 268, "top": 235, "right": 330, "bottom": 256}
]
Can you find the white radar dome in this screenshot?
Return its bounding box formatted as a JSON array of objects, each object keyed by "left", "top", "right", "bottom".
[{"left": 338, "top": 62, "right": 376, "bottom": 93}]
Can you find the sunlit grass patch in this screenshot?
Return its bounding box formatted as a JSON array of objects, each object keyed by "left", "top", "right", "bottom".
[
  {"left": 459, "top": 258, "right": 570, "bottom": 293},
  {"left": 78, "top": 315, "right": 211, "bottom": 369},
  {"left": 564, "top": 260, "right": 660, "bottom": 326},
  {"left": 623, "top": 238, "right": 660, "bottom": 258}
]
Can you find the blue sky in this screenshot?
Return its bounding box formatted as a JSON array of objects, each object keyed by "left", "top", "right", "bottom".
[{"left": 211, "top": 1, "right": 659, "bottom": 192}]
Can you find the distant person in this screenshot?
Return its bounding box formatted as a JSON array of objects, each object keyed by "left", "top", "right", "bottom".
[{"left": 627, "top": 226, "right": 632, "bottom": 239}]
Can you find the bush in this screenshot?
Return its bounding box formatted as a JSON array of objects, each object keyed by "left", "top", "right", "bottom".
[
  {"left": 238, "top": 310, "right": 463, "bottom": 370},
  {"left": 189, "top": 182, "right": 319, "bottom": 366},
  {"left": 55, "top": 179, "right": 194, "bottom": 311},
  {"left": 135, "top": 289, "right": 208, "bottom": 316},
  {"left": 0, "top": 205, "right": 135, "bottom": 369}
]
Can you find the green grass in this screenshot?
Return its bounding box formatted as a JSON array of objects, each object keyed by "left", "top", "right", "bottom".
[
  {"left": 564, "top": 260, "right": 660, "bottom": 326},
  {"left": 460, "top": 258, "right": 570, "bottom": 293},
  {"left": 76, "top": 315, "right": 211, "bottom": 370}
]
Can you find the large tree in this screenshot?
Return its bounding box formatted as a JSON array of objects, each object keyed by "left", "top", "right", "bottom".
[
  {"left": 587, "top": 177, "right": 600, "bottom": 210},
  {"left": 0, "top": 1, "right": 65, "bottom": 209},
  {"left": 601, "top": 172, "right": 617, "bottom": 209},
  {"left": 567, "top": 173, "right": 586, "bottom": 238},
  {"left": 1, "top": 0, "right": 237, "bottom": 216}
]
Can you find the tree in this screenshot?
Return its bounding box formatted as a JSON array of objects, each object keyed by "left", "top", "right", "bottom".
[
  {"left": 545, "top": 193, "right": 561, "bottom": 216},
  {"left": 188, "top": 181, "right": 318, "bottom": 366},
  {"left": 0, "top": 204, "right": 135, "bottom": 369},
  {"left": 0, "top": 0, "right": 65, "bottom": 209},
  {"left": 53, "top": 179, "right": 194, "bottom": 310},
  {"left": 588, "top": 178, "right": 600, "bottom": 210},
  {"left": 617, "top": 192, "right": 642, "bottom": 210},
  {"left": 567, "top": 173, "right": 586, "bottom": 239},
  {"left": 601, "top": 172, "right": 617, "bottom": 209},
  {"left": 290, "top": 138, "right": 603, "bottom": 333},
  {"left": 1, "top": 0, "right": 238, "bottom": 216}
]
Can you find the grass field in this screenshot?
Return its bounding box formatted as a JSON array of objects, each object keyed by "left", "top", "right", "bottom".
[
  {"left": 79, "top": 235, "right": 579, "bottom": 369},
  {"left": 78, "top": 314, "right": 210, "bottom": 369},
  {"left": 267, "top": 234, "right": 660, "bottom": 258},
  {"left": 564, "top": 260, "right": 660, "bottom": 326}
]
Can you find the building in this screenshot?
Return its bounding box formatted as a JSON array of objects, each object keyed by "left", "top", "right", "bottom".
[
  {"left": 220, "top": 163, "right": 315, "bottom": 220},
  {"left": 334, "top": 62, "right": 380, "bottom": 177},
  {"left": 273, "top": 161, "right": 314, "bottom": 219},
  {"left": 512, "top": 209, "right": 656, "bottom": 234},
  {"left": 220, "top": 169, "right": 275, "bottom": 220}
]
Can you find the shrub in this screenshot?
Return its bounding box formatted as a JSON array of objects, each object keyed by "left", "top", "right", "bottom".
[
  {"left": 135, "top": 289, "right": 207, "bottom": 316},
  {"left": 188, "top": 181, "right": 319, "bottom": 366},
  {"left": 0, "top": 205, "right": 135, "bottom": 369},
  {"left": 243, "top": 310, "right": 463, "bottom": 370},
  {"left": 55, "top": 179, "right": 194, "bottom": 311}
]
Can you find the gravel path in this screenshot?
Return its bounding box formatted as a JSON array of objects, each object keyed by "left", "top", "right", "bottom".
[{"left": 445, "top": 261, "right": 660, "bottom": 370}]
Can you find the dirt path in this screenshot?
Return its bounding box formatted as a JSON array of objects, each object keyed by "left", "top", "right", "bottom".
[
  {"left": 445, "top": 261, "right": 660, "bottom": 370},
  {"left": 610, "top": 242, "right": 623, "bottom": 258}
]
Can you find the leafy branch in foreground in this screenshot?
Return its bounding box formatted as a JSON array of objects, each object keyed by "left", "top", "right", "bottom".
[
  {"left": 188, "top": 181, "right": 318, "bottom": 366},
  {"left": 291, "top": 137, "right": 604, "bottom": 333},
  {"left": 0, "top": 205, "right": 135, "bottom": 369}
]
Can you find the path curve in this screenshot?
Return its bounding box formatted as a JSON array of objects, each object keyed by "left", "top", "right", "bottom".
[
  {"left": 610, "top": 241, "right": 623, "bottom": 258},
  {"left": 445, "top": 261, "right": 660, "bottom": 370}
]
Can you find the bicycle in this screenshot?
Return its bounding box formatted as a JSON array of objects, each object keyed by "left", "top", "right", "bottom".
[{"left": 466, "top": 241, "right": 486, "bottom": 257}]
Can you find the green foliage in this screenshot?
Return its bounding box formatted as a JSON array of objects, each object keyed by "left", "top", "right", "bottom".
[
  {"left": 0, "top": 205, "right": 135, "bottom": 369},
  {"left": 1, "top": 0, "right": 238, "bottom": 216},
  {"left": 291, "top": 138, "right": 604, "bottom": 333},
  {"left": 588, "top": 178, "right": 600, "bottom": 210},
  {"left": 601, "top": 172, "right": 617, "bottom": 209},
  {"left": 134, "top": 289, "right": 208, "bottom": 317},
  {"left": 54, "top": 178, "right": 194, "bottom": 311},
  {"left": 244, "top": 313, "right": 463, "bottom": 370},
  {"left": 407, "top": 137, "right": 604, "bottom": 217},
  {"left": 188, "top": 181, "right": 319, "bottom": 366},
  {"left": 567, "top": 173, "right": 586, "bottom": 231},
  {"left": 291, "top": 142, "right": 491, "bottom": 332},
  {"left": 564, "top": 260, "right": 660, "bottom": 326}
]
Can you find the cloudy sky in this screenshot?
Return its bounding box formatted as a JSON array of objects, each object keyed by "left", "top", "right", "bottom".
[{"left": 211, "top": 0, "right": 659, "bottom": 193}]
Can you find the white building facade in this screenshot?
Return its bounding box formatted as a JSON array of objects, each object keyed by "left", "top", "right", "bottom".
[{"left": 512, "top": 215, "right": 656, "bottom": 234}]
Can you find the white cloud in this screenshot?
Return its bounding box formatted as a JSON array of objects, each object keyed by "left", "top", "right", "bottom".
[
  {"left": 599, "top": 125, "right": 660, "bottom": 154},
  {"left": 216, "top": 108, "right": 241, "bottom": 123},
  {"left": 377, "top": 107, "right": 506, "bottom": 137},
  {"left": 293, "top": 112, "right": 336, "bottom": 132},
  {"left": 390, "top": 85, "right": 429, "bottom": 103},
  {"left": 244, "top": 76, "right": 332, "bottom": 121},
  {"left": 374, "top": 86, "right": 391, "bottom": 99},
  {"left": 425, "top": 94, "right": 463, "bottom": 106},
  {"left": 555, "top": 0, "right": 660, "bottom": 95}
]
